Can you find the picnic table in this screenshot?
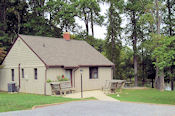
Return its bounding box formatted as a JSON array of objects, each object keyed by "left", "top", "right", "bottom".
[
  {"left": 50, "top": 81, "right": 75, "bottom": 96},
  {"left": 125, "top": 81, "right": 132, "bottom": 87},
  {"left": 103, "top": 80, "right": 126, "bottom": 94}
]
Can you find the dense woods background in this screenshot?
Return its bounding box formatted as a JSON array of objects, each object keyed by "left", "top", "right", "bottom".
[{"left": 0, "top": 0, "right": 175, "bottom": 91}]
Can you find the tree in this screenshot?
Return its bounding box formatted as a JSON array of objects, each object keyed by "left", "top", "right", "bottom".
[
  {"left": 140, "top": 0, "right": 165, "bottom": 90},
  {"left": 0, "top": 0, "right": 7, "bottom": 31},
  {"left": 71, "top": 33, "right": 106, "bottom": 53},
  {"left": 125, "top": 0, "right": 143, "bottom": 86},
  {"left": 154, "top": 0, "right": 165, "bottom": 91},
  {"left": 89, "top": 1, "right": 104, "bottom": 37},
  {"left": 0, "top": 0, "right": 28, "bottom": 51},
  {"left": 7, "top": 0, "right": 28, "bottom": 35},
  {"left": 20, "top": 0, "right": 62, "bottom": 37},
  {"left": 0, "top": 46, "right": 6, "bottom": 63},
  {"left": 0, "top": 0, "right": 10, "bottom": 51},
  {"left": 119, "top": 46, "right": 134, "bottom": 81},
  {"left": 44, "top": 0, "right": 77, "bottom": 32},
  {"left": 76, "top": 0, "right": 104, "bottom": 36},
  {"left": 152, "top": 36, "right": 175, "bottom": 90},
  {"left": 162, "top": 0, "right": 175, "bottom": 90},
  {"left": 21, "top": 15, "right": 62, "bottom": 37},
  {"left": 163, "top": 0, "right": 175, "bottom": 36},
  {"left": 105, "top": 0, "right": 123, "bottom": 78},
  {"left": 28, "top": 0, "right": 46, "bottom": 17}
]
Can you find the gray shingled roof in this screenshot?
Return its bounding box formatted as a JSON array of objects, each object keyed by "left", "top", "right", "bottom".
[{"left": 19, "top": 35, "right": 114, "bottom": 67}]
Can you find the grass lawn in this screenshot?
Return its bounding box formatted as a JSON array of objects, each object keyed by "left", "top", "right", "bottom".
[
  {"left": 0, "top": 92, "right": 92, "bottom": 112},
  {"left": 109, "top": 88, "right": 175, "bottom": 105}
]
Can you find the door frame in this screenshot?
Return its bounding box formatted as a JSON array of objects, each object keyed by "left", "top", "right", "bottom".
[{"left": 65, "top": 69, "right": 73, "bottom": 87}]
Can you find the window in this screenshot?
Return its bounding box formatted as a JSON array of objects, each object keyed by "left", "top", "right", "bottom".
[
  {"left": 89, "top": 67, "right": 98, "bottom": 79},
  {"left": 34, "top": 68, "right": 37, "bottom": 80},
  {"left": 11, "top": 69, "right": 14, "bottom": 81},
  {"left": 22, "top": 69, "right": 24, "bottom": 78}
]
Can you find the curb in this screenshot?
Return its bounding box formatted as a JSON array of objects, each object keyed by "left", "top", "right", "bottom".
[
  {"left": 32, "top": 99, "right": 97, "bottom": 110},
  {"left": 120, "top": 101, "right": 175, "bottom": 106}
]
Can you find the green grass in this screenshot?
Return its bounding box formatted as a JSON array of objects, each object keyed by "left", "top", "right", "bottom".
[
  {"left": 109, "top": 88, "right": 175, "bottom": 105},
  {"left": 0, "top": 92, "right": 93, "bottom": 112}
]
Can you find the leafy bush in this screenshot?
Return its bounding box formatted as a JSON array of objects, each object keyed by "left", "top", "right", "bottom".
[
  {"left": 57, "top": 75, "right": 69, "bottom": 81},
  {"left": 47, "top": 79, "right": 52, "bottom": 83},
  {"left": 47, "top": 75, "right": 69, "bottom": 83}
]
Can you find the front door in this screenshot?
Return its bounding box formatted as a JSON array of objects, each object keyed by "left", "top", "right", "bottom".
[{"left": 65, "top": 69, "right": 72, "bottom": 86}]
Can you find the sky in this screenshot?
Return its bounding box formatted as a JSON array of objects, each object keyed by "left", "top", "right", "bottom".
[{"left": 75, "top": 3, "right": 128, "bottom": 40}]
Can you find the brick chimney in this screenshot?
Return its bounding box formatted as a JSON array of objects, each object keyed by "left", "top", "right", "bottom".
[{"left": 63, "top": 32, "right": 70, "bottom": 41}]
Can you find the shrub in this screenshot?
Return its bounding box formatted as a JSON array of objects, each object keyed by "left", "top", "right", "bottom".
[
  {"left": 47, "top": 79, "right": 52, "bottom": 83},
  {"left": 57, "top": 75, "right": 69, "bottom": 81}
]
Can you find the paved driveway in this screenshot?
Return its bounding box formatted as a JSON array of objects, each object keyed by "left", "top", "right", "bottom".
[
  {"left": 0, "top": 101, "right": 175, "bottom": 116},
  {"left": 65, "top": 90, "right": 119, "bottom": 101}
]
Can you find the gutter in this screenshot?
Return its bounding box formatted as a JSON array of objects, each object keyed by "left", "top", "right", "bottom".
[
  {"left": 18, "top": 64, "right": 21, "bottom": 89},
  {"left": 73, "top": 67, "right": 79, "bottom": 88}
]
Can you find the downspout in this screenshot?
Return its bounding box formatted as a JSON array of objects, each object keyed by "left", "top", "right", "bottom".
[
  {"left": 44, "top": 66, "right": 48, "bottom": 95},
  {"left": 18, "top": 64, "right": 21, "bottom": 89}
]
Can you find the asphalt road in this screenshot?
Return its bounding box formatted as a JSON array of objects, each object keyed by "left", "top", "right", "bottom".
[{"left": 0, "top": 101, "right": 175, "bottom": 116}]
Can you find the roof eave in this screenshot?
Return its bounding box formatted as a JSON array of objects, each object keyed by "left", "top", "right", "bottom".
[
  {"left": 47, "top": 64, "right": 114, "bottom": 68},
  {"left": 79, "top": 64, "right": 114, "bottom": 67}
]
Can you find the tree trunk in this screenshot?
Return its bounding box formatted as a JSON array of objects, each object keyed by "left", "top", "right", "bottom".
[
  {"left": 171, "top": 78, "right": 174, "bottom": 91},
  {"left": 155, "top": 66, "right": 159, "bottom": 89},
  {"left": 152, "top": 78, "right": 154, "bottom": 88},
  {"left": 141, "top": 30, "right": 145, "bottom": 86},
  {"left": 134, "top": 49, "right": 138, "bottom": 86},
  {"left": 167, "top": 0, "right": 174, "bottom": 91},
  {"left": 17, "top": 12, "right": 21, "bottom": 34},
  {"left": 49, "top": 13, "right": 52, "bottom": 24},
  {"left": 83, "top": 8, "right": 89, "bottom": 36},
  {"left": 85, "top": 19, "right": 89, "bottom": 36},
  {"left": 0, "top": 0, "right": 6, "bottom": 31},
  {"left": 159, "top": 70, "right": 164, "bottom": 91},
  {"left": 107, "top": 3, "right": 116, "bottom": 78},
  {"left": 171, "top": 66, "right": 174, "bottom": 91},
  {"left": 156, "top": 0, "right": 161, "bottom": 35},
  {"left": 90, "top": 9, "right": 94, "bottom": 37},
  {"left": 167, "top": 0, "right": 173, "bottom": 36},
  {"left": 154, "top": 0, "right": 164, "bottom": 90},
  {"left": 110, "top": 4, "right": 115, "bottom": 64},
  {"left": 132, "top": 10, "right": 138, "bottom": 87},
  {"left": 40, "top": 0, "right": 45, "bottom": 17},
  {"left": 142, "top": 56, "right": 145, "bottom": 86}
]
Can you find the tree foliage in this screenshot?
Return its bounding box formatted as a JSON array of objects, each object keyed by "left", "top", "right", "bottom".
[
  {"left": 153, "top": 36, "right": 175, "bottom": 70},
  {"left": 105, "top": 0, "right": 123, "bottom": 78}
]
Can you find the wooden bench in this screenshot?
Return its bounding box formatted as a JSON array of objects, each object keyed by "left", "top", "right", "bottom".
[
  {"left": 103, "top": 80, "right": 126, "bottom": 94},
  {"left": 50, "top": 81, "right": 75, "bottom": 96},
  {"left": 103, "top": 80, "right": 112, "bottom": 94},
  {"left": 59, "top": 81, "right": 75, "bottom": 96},
  {"left": 125, "top": 82, "right": 132, "bottom": 87},
  {"left": 116, "top": 81, "right": 126, "bottom": 93},
  {"left": 50, "top": 83, "right": 61, "bottom": 95}
]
